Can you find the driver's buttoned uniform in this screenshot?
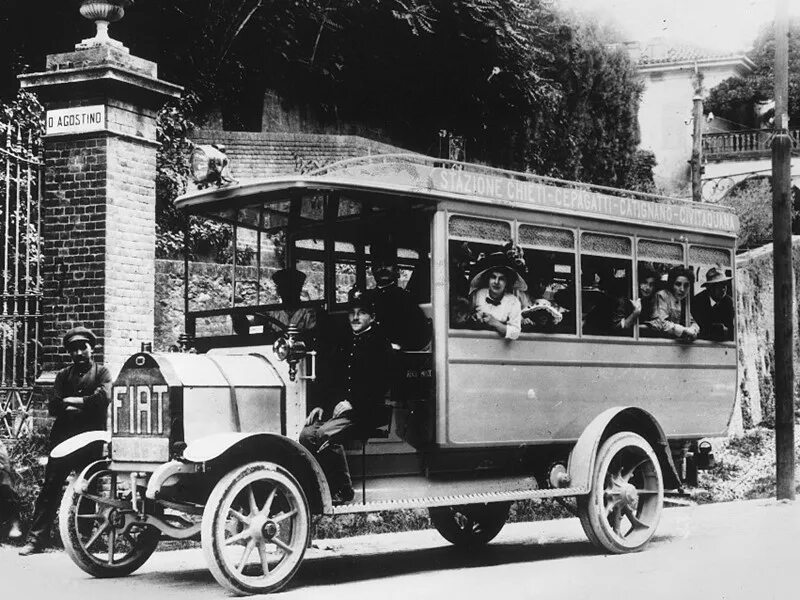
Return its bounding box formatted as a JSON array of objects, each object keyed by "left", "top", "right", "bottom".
[{"left": 299, "top": 325, "right": 391, "bottom": 495}]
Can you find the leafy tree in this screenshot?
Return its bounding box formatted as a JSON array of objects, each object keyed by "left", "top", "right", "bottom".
[{"left": 705, "top": 18, "right": 800, "bottom": 127}]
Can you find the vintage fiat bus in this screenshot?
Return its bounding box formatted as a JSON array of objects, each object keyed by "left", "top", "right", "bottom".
[{"left": 55, "top": 153, "right": 738, "bottom": 594}]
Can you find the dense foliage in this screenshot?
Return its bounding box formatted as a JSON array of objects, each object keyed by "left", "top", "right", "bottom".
[
  {"left": 1, "top": 0, "right": 646, "bottom": 189},
  {"left": 705, "top": 18, "right": 800, "bottom": 127}
]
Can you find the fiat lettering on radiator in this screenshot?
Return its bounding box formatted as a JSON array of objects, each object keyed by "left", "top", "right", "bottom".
[{"left": 112, "top": 384, "right": 169, "bottom": 435}]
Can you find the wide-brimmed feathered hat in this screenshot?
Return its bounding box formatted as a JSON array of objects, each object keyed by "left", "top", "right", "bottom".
[
  {"left": 522, "top": 298, "right": 564, "bottom": 325},
  {"left": 469, "top": 251, "right": 527, "bottom": 293}
]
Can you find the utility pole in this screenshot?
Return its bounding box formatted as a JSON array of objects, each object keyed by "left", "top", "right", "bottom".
[
  {"left": 772, "top": 0, "right": 795, "bottom": 501},
  {"left": 690, "top": 67, "right": 704, "bottom": 202}
]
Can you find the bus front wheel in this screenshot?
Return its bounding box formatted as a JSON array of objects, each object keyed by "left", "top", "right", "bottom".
[
  {"left": 201, "top": 461, "right": 310, "bottom": 595},
  {"left": 577, "top": 431, "right": 664, "bottom": 553},
  {"left": 429, "top": 502, "right": 511, "bottom": 547}
]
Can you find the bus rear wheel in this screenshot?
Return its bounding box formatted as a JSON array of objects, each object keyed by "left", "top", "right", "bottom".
[
  {"left": 429, "top": 502, "right": 511, "bottom": 547},
  {"left": 577, "top": 431, "right": 664, "bottom": 553}
]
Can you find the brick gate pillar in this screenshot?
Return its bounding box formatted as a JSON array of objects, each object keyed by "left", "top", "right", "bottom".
[{"left": 19, "top": 35, "right": 182, "bottom": 379}]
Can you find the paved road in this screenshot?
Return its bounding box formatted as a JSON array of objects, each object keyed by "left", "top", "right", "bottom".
[{"left": 2, "top": 498, "right": 798, "bottom": 599}]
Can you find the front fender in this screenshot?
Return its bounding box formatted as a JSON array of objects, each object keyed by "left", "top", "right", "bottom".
[
  {"left": 568, "top": 407, "right": 682, "bottom": 491},
  {"left": 183, "top": 432, "right": 332, "bottom": 514},
  {"left": 50, "top": 430, "right": 111, "bottom": 460},
  {"left": 72, "top": 459, "right": 112, "bottom": 495}
]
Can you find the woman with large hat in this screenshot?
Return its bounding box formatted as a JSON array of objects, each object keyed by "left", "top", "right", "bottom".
[{"left": 469, "top": 247, "right": 527, "bottom": 340}]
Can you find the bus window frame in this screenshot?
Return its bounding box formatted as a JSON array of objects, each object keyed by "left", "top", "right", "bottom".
[
  {"left": 516, "top": 221, "right": 578, "bottom": 339},
  {"left": 578, "top": 229, "right": 635, "bottom": 340}
]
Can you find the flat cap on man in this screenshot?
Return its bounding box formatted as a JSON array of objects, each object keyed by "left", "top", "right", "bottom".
[{"left": 62, "top": 326, "right": 97, "bottom": 349}]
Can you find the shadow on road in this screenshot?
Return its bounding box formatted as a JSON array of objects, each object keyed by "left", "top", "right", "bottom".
[
  {"left": 289, "top": 532, "right": 675, "bottom": 591},
  {"left": 110, "top": 531, "right": 675, "bottom": 593}
]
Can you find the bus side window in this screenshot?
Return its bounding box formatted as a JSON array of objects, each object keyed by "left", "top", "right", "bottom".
[
  {"left": 448, "top": 215, "right": 512, "bottom": 331},
  {"left": 580, "top": 233, "right": 633, "bottom": 337},
  {"left": 636, "top": 239, "right": 684, "bottom": 338},
  {"left": 518, "top": 224, "right": 577, "bottom": 334},
  {"left": 689, "top": 246, "right": 735, "bottom": 342}
]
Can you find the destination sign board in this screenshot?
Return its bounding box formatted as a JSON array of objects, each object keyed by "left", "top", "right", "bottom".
[
  {"left": 45, "top": 105, "right": 106, "bottom": 136},
  {"left": 430, "top": 168, "right": 738, "bottom": 234}
]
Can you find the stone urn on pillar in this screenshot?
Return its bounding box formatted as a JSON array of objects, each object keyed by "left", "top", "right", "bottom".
[{"left": 78, "top": 0, "right": 133, "bottom": 48}]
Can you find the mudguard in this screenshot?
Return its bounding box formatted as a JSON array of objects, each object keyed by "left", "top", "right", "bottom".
[
  {"left": 145, "top": 460, "right": 200, "bottom": 500},
  {"left": 568, "top": 406, "right": 682, "bottom": 491},
  {"left": 71, "top": 459, "right": 112, "bottom": 494},
  {"left": 50, "top": 430, "right": 111, "bottom": 460},
  {"left": 183, "top": 431, "right": 332, "bottom": 513}
]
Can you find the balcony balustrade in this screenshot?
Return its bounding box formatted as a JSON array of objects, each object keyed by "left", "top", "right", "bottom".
[{"left": 702, "top": 128, "right": 800, "bottom": 160}]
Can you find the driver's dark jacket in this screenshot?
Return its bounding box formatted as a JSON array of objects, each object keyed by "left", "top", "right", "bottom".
[
  {"left": 47, "top": 361, "right": 112, "bottom": 450},
  {"left": 314, "top": 326, "right": 392, "bottom": 433}
]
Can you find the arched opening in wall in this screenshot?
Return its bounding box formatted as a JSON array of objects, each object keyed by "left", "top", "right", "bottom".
[{"left": 718, "top": 175, "right": 800, "bottom": 251}]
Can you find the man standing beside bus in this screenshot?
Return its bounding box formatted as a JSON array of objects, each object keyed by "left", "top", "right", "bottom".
[{"left": 19, "top": 326, "right": 112, "bottom": 556}]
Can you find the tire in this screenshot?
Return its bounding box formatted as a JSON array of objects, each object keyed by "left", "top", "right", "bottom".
[
  {"left": 59, "top": 469, "right": 160, "bottom": 578},
  {"left": 577, "top": 431, "right": 664, "bottom": 553},
  {"left": 201, "top": 462, "right": 311, "bottom": 595},
  {"left": 429, "top": 502, "right": 511, "bottom": 547}
]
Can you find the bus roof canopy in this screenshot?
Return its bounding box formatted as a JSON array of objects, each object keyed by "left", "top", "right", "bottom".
[{"left": 175, "top": 154, "right": 738, "bottom": 236}]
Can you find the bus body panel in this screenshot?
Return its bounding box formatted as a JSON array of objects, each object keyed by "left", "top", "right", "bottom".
[{"left": 445, "top": 334, "right": 736, "bottom": 445}]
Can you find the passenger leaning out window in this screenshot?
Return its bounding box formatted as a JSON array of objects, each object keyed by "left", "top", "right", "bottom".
[
  {"left": 468, "top": 249, "right": 526, "bottom": 340},
  {"left": 646, "top": 265, "right": 699, "bottom": 341}
]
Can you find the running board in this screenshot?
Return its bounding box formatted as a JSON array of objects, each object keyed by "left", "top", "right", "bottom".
[{"left": 331, "top": 486, "right": 588, "bottom": 515}]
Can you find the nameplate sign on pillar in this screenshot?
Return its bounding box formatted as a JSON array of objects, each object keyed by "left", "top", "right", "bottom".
[{"left": 45, "top": 105, "right": 106, "bottom": 136}]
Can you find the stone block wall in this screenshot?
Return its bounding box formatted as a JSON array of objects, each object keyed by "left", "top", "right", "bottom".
[
  {"left": 734, "top": 238, "right": 800, "bottom": 432},
  {"left": 191, "top": 130, "right": 410, "bottom": 180}
]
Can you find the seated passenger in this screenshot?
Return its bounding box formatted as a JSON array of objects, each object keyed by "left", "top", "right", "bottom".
[
  {"left": 469, "top": 251, "right": 525, "bottom": 340},
  {"left": 367, "top": 240, "right": 430, "bottom": 350},
  {"left": 646, "top": 265, "right": 699, "bottom": 341},
  {"left": 691, "top": 266, "right": 734, "bottom": 341},
  {"left": 616, "top": 264, "right": 659, "bottom": 332},
  {"left": 582, "top": 270, "right": 623, "bottom": 336},
  {"left": 298, "top": 287, "right": 392, "bottom": 504},
  {"left": 522, "top": 298, "right": 563, "bottom": 333},
  {"left": 232, "top": 268, "right": 317, "bottom": 337},
  {"left": 449, "top": 242, "right": 475, "bottom": 327}
]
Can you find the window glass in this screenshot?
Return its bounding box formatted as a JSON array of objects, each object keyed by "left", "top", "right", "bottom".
[
  {"left": 448, "top": 238, "right": 508, "bottom": 331},
  {"left": 580, "top": 233, "right": 633, "bottom": 337},
  {"left": 689, "top": 246, "right": 735, "bottom": 342},
  {"left": 296, "top": 259, "right": 325, "bottom": 301},
  {"left": 636, "top": 239, "right": 685, "bottom": 337},
  {"left": 300, "top": 194, "right": 325, "bottom": 221},
  {"left": 518, "top": 224, "right": 574, "bottom": 250},
  {"left": 582, "top": 232, "right": 632, "bottom": 257},
  {"left": 517, "top": 224, "right": 576, "bottom": 334},
  {"left": 449, "top": 215, "right": 511, "bottom": 242},
  {"left": 338, "top": 197, "right": 362, "bottom": 217},
  {"left": 521, "top": 250, "right": 576, "bottom": 334}
]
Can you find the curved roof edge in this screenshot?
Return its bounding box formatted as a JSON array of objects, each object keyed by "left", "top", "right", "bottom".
[{"left": 175, "top": 154, "right": 739, "bottom": 236}]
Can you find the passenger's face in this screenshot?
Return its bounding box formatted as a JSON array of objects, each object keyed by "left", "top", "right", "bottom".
[
  {"left": 349, "top": 307, "right": 374, "bottom": 333},
  {"left": 372, "top": 261, "right": 398, "bottom": 286},
  {"left": 68, "top": 342, "right": 92, "bottom": 364},
  {"left": 488, "top": 270, "right": 508, "bottom": 297},
  {"left": 708, "top": 282, "right": 727, "bottom": 302},
  {"left": 672, "top": 276, "right": 691, "bottom": 301},
  {"left": 639, "top": 277, "right": 656, "bottom": 299}
]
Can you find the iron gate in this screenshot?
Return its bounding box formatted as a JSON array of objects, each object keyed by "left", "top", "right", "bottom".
[{"left": 0, "top": 119, "right": 42, "bottom": 440}]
